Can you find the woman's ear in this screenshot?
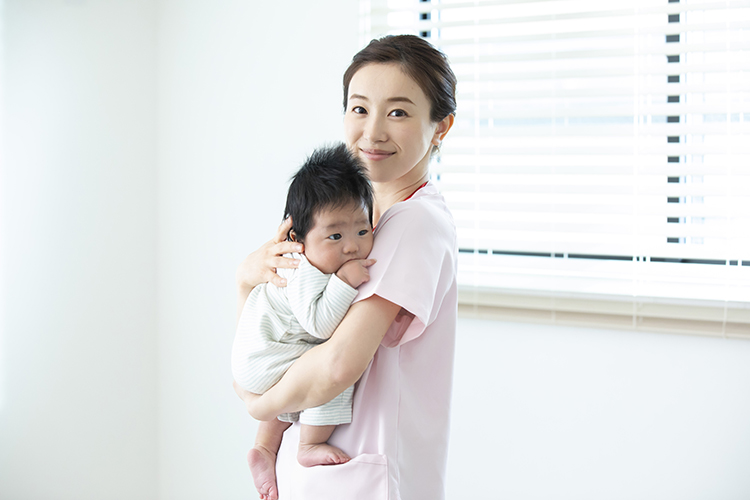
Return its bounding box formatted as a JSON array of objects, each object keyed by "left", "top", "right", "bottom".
[
  {"left": 288, "top": 229, "right": 298, "bottom": 242},
  {"left": 431, "top": 114, "right": 455, "bottom": 146}
]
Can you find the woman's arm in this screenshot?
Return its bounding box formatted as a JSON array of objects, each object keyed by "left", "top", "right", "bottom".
[
  {"left": 235, "top": 294, "right": 401, "bottom": 421},
  {"left": 235, "top": 218, "right": 303, "bottom": 325}
]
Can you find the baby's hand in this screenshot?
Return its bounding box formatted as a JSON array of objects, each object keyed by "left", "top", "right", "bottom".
[{"left": 336, "top": 258, "right": 376, "bottom": 289}]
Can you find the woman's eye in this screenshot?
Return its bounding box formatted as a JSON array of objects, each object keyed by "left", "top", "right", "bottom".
[
  {"left": 328, "top": 234, "right": 342, "bottom": 240},
  {"left": 358, "top": 229, "right": 369, "bottom": 236},
  {"left": 389, "top": 109, "right": 407, "bottom": 117},
  {"left": 352, "top": 106, "right": 367, "bottom": 115}
]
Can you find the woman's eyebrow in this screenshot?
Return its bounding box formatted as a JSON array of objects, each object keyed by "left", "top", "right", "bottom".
[
  {"left": 387, "top": 96, "right": 415, "bottom": 105},
  {"left": 349, "top": 94, "right": 415, "bottom": 105}
]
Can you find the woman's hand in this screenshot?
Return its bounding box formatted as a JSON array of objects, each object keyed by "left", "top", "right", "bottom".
[
  {"left": 236, "top": 218, "right": 304, "bottom": 326},
  {"left": 236, "top": 217, "right": 303, "bottom": 291}
]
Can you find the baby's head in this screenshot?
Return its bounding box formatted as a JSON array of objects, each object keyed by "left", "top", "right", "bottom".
[{"left": 284, "top": 144, "right": 374, "bottom": 275}]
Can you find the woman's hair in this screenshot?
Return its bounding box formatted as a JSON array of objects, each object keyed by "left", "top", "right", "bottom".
[
  {"left": 343, "top": 34, "right": 457, "bottom": 123},
  {"left": 284, "top": 143, "right": 374, "bottom": 243}
]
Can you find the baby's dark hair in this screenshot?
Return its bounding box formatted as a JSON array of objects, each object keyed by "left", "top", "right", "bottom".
[{"left": 284, "top": 143, "right": 373, "bottom": 243}]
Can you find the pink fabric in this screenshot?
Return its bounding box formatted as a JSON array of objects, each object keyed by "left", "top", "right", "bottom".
[{"left": 275, "top": 182, "right": 457, "bottom": 499}]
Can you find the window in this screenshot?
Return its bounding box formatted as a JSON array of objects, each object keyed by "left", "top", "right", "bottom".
[{"left": 362, "top": 0, "right": 750, "bottom": 337}]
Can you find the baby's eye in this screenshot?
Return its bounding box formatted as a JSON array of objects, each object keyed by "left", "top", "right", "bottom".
[
  {"left": 389, "top": 109, "right": 407, "bottom": 117},
  {"left": 328, "top": 233, "right": 342, "bottom": 240},
  {"left": 358, "top": 229, "right": 369, "bottom": 236}
]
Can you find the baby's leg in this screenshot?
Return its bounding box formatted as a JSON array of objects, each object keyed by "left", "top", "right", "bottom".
[
  {"left": 297, "top": 424, "right": 351, "bottom": 467},
  {"left": 248, "top": 419, "right": 292, "bottom": 500}
]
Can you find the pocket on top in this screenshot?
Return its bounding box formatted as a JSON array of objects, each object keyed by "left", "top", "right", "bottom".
[{"left": 280, "top": 453, "right": 390, "bottom": 500}]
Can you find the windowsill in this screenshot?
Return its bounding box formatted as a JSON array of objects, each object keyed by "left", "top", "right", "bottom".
[{"left": 458, "top": 285, "right": 750, "bottom": 340}]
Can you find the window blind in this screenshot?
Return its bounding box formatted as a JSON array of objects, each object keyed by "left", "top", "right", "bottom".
[{"left": 362, "top": 0, "right": 750, "bottom": 338}]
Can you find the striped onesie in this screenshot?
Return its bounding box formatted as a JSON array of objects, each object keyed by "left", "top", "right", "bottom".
[{"left": 232, "top": 253, "right": 358, "bottom": 425}]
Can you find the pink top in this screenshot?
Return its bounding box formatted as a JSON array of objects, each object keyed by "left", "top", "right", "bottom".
[{"left": 275, "top": 182, "right": 458, "bottom": 500}]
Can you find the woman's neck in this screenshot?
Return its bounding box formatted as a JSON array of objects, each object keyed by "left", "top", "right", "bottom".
[{"left": 371, "top": 173, "right": 429, "bottom": 226}]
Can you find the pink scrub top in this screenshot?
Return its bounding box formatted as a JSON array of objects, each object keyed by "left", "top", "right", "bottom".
[{"left": 274, "top": 182, "right": 458, "bottom": 500}]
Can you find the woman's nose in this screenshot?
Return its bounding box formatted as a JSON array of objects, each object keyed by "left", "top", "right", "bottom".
[{"left": 364, "top": 116, "right": 387, "bottom": 143}]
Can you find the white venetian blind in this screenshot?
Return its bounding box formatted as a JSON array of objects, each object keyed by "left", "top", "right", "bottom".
[{"left": 362, "top": 0, "right": 750, "bottom": 337}]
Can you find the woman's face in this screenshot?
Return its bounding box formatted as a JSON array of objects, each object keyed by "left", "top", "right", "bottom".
[{"left": 344, "top": 63, "right": 451, "bottom": 185}]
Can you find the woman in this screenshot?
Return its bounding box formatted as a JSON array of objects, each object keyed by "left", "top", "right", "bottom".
[{"left": 234, "top": 35, "right": 457, "bottom": 500}]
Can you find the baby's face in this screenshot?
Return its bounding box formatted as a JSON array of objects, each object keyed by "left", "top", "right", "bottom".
[{"left": 302, "top": 202, "right": 374, "bottom": 275}]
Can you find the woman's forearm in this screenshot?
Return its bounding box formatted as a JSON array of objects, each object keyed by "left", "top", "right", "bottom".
[{"left": 248, "top": 295, "right": 401, "bottom": 420}]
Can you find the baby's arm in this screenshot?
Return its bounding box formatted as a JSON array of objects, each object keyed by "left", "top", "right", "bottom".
[{"left": 286, "top": 257, "right": 373, "bottom": 340}]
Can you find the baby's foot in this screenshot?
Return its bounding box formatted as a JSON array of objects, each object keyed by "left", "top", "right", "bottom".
[
  {"left": 297, "top": 443, "right": 351, "bottom": 468},
  {"left": 247, "top": 446, "right": 279, "bottom": 500}
]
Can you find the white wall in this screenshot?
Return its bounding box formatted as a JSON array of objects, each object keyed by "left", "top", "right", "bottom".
[
  {"left": 448, "top": 319, "right": 750, "bottom": 500},
  {"left": 2, "top": 2, "right": 750, "bottom": 500},
  {"left": 0, "top": 1, "right": 159, "bottom": 499},
  {"left": 155, "top": 1, "right": 359, "bottom": 498}
]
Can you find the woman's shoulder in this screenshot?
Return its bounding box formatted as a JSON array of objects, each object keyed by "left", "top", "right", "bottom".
[{"left": 377, "top": 184, "right": 455, "bottom": 238}]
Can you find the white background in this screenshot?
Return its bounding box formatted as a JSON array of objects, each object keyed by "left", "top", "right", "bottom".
[{"left": 1, "top": 1, "right": 749, "bottom": 499}]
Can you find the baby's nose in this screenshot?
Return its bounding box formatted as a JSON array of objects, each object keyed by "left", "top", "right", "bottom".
[{"left": 343, "top": 240, "right": 359, "bottom": 254}]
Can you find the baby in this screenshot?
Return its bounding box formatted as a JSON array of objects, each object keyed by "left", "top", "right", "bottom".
[{"left": 232, "top": 143, "right": 375, "bottom": 499}]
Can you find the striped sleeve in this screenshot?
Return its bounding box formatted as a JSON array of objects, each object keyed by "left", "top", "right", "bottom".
[{"left": 285, "top": 254, "right": 358, "bottom": 340}]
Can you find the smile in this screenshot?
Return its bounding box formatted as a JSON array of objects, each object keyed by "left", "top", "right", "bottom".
[{"left": 360, "top": 148, "right": 395, "bottom": 161}]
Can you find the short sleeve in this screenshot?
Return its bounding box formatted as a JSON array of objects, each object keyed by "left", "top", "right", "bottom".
[{"left": 354, "top": 195, "right": 456, "bottom": 348}]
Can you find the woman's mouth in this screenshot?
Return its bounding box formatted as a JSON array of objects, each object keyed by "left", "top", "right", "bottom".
[{"left": 360, "top": 148, "right": 395, "bottom": 161}]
